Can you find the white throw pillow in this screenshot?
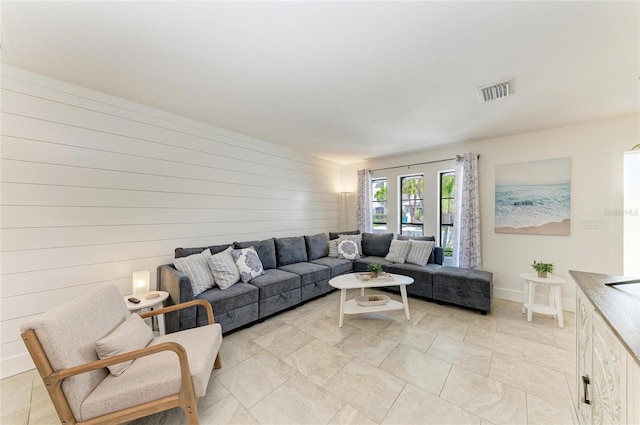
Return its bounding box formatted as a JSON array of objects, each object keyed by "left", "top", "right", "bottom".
[
  {"left": 207, "top": 246, "right": 240, "bottom": 290},
  {"left": 338, "top": 234, "right": 362, "bottom": 255},
  {"left": 385, "top": 240, "right": 412, "bottom": 264},
  {"left": 337, "top": 240, "right": 360, "bottom": 260},
  {"left": 173, "top": 249, "right": 214, "bottom": 296},
  {"left": 406, "top": 240, "right": 435, "bottom": 266},
  {"left": 232, "top": 247, "right": 265, "bottom": 283},
  {"left": 96, "top": 313, "right": 153, "bottom": 376}
]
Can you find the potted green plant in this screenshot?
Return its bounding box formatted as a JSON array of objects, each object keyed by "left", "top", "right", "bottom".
[
  {"left": 532, "top": 260, "right": 554, "bottom": 278},
  {"left": 367, "top": 263, "right": 383, "bottom": 279}
]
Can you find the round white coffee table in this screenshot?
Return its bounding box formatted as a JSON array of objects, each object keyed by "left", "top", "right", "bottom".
[
  {"left": 329, "top": 273, "right": 414, "bottom": 327},
  {"left": 123, "top": 291, "right": 169, "bottom": 335}
]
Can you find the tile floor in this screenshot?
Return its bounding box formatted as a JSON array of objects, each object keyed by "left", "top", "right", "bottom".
[{"left": 1, "top": 290, "right": 576, "bottom": 425}]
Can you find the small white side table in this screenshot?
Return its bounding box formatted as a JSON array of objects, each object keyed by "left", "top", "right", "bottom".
[
  {"left": 123, "top": 291, "right": 169, "bottom": 335},
  {"left": 519, "top": 272, "right": 565, "bottom": 328}
]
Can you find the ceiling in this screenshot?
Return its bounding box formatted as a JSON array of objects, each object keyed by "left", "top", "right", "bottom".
[{"left": 2, "top": 1, "right": 639, "bottom": 164}]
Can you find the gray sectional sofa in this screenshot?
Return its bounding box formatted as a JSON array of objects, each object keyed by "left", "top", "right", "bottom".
[{"left": 158, "top": 231, "right": 492, "bottom": 335}]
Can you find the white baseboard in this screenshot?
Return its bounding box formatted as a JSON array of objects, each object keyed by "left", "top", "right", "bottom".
[
  {"left": 494, "top": 286, "right": 576, "bottom": 313},
  {"left": 1, "top": 353, "right": 35, "bottom": 379}
]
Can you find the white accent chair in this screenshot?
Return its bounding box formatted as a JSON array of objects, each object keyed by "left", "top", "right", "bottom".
[{"left": 20, "top": 285, "right": 222, "bottom": 425}]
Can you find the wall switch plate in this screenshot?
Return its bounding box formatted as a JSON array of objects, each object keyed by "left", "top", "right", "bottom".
[{"left": 581, "top": 218, "right": 602, "bottom": 229}]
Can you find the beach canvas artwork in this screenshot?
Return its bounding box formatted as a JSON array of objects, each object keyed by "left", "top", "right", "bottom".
[{"left": 495, "top": 157, "right": 571, "bottom": 236}]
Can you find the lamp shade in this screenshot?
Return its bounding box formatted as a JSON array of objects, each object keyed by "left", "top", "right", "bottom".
[{"left": 132, "top": 270, "right": 150, "bottom": 297}]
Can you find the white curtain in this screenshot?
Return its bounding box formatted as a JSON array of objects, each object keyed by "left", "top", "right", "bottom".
[
  {"left": 453, "top": 153, "right": 482, "bottom": 269},
  {"left": 356, "top": 169, "right": 373, "bottom": 233}
]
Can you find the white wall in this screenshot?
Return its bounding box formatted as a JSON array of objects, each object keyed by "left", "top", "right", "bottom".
[
  {"left": 0, "top": 66, "right": 342, "bottom": 378},
  {"left": 343, "top": 114, "right": 639, "bottom": 312}
]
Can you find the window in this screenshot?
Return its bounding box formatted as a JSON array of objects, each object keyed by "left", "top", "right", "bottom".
[
  {"left": 439, "top": 171, "right": 455, "bottom": 258},
  {"left": 400, "top": 175, "right": 423, "bottom": 236},
  {"left": 372, "top": 178, "right": 387, "bottom": 233}
]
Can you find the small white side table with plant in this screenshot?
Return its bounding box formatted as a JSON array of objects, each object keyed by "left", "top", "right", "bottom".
[{"left": 520, "top": 261, "right": 566, "bottom": 327}]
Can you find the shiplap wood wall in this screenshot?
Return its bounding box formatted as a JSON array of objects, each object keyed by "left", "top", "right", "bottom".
[{"left": 0, "top": 65, "right": 342, "bottom": 378}]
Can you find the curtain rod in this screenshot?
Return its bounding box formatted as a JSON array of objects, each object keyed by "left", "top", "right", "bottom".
[{"left": 370, "top": 154, "right": 479, "bottom": 173}]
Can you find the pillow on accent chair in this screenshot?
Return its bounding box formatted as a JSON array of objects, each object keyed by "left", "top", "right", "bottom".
[
  {"left": 405, "top": 240, "right": 436, "bottom": 266},
  {"left": 337, "top": 240, "right": 360, "bottom": 260},
  {"left": 95, "top": 313, "right": 153, "bottom": 376},
  {"left": 207, "top": 246, "right": 240, "bottom": 290},
  {"left": 173, "top": 249, "right": 214, "bottom": 296},
  {"left": 385, "top": 240, "right": 412, "bottom": 263},
  {"left": 232, "top": 247, "right": 265, "bottom": 283}
]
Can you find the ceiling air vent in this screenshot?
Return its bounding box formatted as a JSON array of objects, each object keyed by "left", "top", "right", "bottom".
[{"left": 477, "top": 79, "right": 513, "bottom": 103}]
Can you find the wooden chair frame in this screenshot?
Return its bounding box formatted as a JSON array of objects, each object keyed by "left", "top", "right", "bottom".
[{"left": 21, "top": 299, "right": 221, "bottom": 425}]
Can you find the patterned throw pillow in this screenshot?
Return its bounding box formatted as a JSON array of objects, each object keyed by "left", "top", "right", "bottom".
[
  {"left": 207, "top": 246, "right": 240, "bottom": 290},
  {"left": 385, "top": 240, "right": 412, "bottom": 264},
  {"left": 339, "top": 234, "right": 362, "bottom": 255},
  {"left": 337, "top": 240, "right": 360, "bottom": 260},
  {"left": 232, "top": 246, "right": 265, "bottom": 283},
  {"left": 173, "top": 249, "right": 214, "bottom": 296},
  {"left": 406, "top": 240, "right": 435, "bottom": 266}
]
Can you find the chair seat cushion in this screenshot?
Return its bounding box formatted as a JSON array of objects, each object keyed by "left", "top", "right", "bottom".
[{"left": 80, "top": 323, "right": 222, "bottom": 421}]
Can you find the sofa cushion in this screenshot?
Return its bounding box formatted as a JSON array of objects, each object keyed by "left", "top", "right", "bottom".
[
  {"left": 173, "top": 249, "right": 214, "bottom": 296},
  {"left": 387, "top": 263, "right": 442, "bottom": 286},
  {"left": 175, "top": 244, "right": 230, "bottom": 258},
  {"left": 385, "top": 239, "right": 412, "bottom": 264},
  {"left": 278, "top": 262, "right": 330, "bottom": 286},
  {"left": 362, "top": 232, "right": 394, "bottom": 257},
  {"left": 338, "top": 240, "right": 360, "bottom": 260},
  {"left": 249, "top": 269, "right": 301, "bottom": 299},
  {"left": 397, "top": 235, "right": 438, "bottom": 264},
  {"left": 353, "top": 256, "right": 395, "bottom": 273},
  {"left": 406, "top": 240, "right": 435, "bottom": 266},
  {"left": 304, "top": 233, "right": 329, "bottom": 261},
  {"left": 329, "top": 230, "right": 360, "bottom": 240},
  {"left": 95, "top": 313, "right": 153, "bottom": 376},
  {"left": 234, "top": 238, "right": 277, "bottom": 270},
  {"left": 232, "top": 247, "right": 265, "bottom": 283},
  {"left": 196, "top": 282, "right": 259, "bottom": 312},
  {"left": 274, "top": 236, "right": 308, "bottom": 266},
  {"left": 310, "top": 257, "right": 353, "bottom": 277},
  {"left": 207, "top": 246, "right": 240, "bottom": 290}
]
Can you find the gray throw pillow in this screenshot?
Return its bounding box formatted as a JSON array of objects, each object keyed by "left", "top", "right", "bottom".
[
  {"left": 338, "top": 234, "right": 362, "bottom": 256},
  {"left": 328, "top": 239, "right": 339, "bottom": 258},
  {"left": 232, "top": 247, "right": 265, "bottom": 283}
]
